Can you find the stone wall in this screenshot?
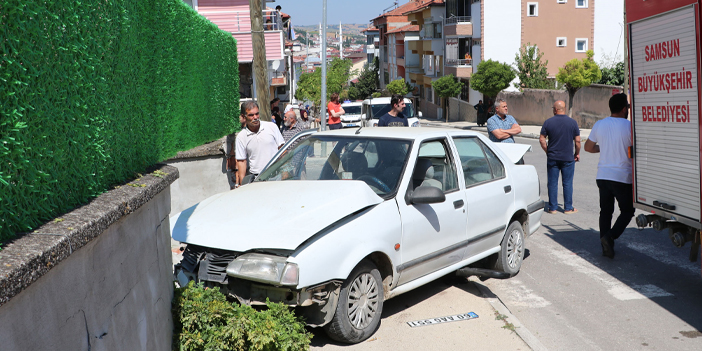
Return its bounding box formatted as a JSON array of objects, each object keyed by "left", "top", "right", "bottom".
[
  {"left": 165, "top": 137, "right": 231, "bottom": 214},
  {"left": 0, "top": 165, "right": 178, "bottom": 351},
  {"left": 448, "top": 98, "right": 478, "bottom": 122},
  {"left": 497, "top": 84, "right": 621, "bottom": 128}
]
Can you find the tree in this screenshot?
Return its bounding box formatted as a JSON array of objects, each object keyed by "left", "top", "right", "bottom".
[
  {"left": 432, "top": 74, "right": 464, "bottom": 122},
  {"left": 386, "top": 78, "right": 410, "bottom": 96},
  {"left": 597, "top": 61, "right": 625, "bottom": 86},
  {"left": 556, "top": 50, "right": 602, "bottom": 116},
  {"left": 296, "top": 58, "right": 353, "bottom": 107},
  {"left": 514, "top": 43, "right": 554, "bottom": 90},
  {"left": 470, "top": 60, "right": 516, "bottom": 100},
  {"left": 348, "top": 59, "right": 379, "bottom": 100}
]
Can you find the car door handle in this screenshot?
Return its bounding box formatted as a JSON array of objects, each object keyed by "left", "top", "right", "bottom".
[
  {"left": 453, "top": 200, "right": 464, "bottom": 209},
  {"left": 504, "top": 185, "right": 512, "bottom": 193}
]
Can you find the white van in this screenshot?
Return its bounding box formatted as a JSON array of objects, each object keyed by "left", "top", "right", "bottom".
[
  {"left": 361, "top": 97, "right": 422, "bottom": 127},
  {"left": 339, "top": 101, "right": 363, "bottom": 128}
]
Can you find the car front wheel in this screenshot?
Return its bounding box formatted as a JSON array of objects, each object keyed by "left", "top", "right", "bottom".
[
  {"left": 324, "top": 259, "right": 384, "bottom": 344},
  {"left": 494, "top": 221, "right": 525, "bottom": 276}
]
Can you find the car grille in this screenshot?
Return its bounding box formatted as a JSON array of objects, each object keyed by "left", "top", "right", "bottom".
[{"left": 179, "top": 245, "right": 238, "bottom": 284}]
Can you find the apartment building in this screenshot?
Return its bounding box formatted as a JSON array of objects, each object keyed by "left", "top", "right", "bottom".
[
  {"left": 455, "top": 0, "right": 624, "bottom": 118},
  {"left": 183, "top": 0, "right": 296, "bottom": 102},
  {"left": 386, "top": 24, "right": 420, "bottom": 86},
  {"left": 362, "top": 26, "right": 380, "bottom": 65},
  {"left": 370, "top": 2, "right": 414, "bottom": 87},
  {"left": 404, "top": 0, "right": 446, "bottom": 117}
]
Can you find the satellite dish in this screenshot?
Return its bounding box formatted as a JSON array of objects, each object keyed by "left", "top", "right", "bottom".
[{"left": 271, "top": 59, "right": 282, "bottom": 70}]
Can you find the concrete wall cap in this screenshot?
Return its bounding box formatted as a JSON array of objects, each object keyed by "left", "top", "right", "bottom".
[{"left": 0, "top": 164, "right": 179, "bottom": 307}]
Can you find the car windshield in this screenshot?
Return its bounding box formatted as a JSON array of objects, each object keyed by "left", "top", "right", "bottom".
[
  {"left": 256, "top": 136, "right": 412, "bottom": 196},
  {"left": 343, "top": 105, "right": 362, "bottom": 115},
  {"left": 371, "top": 103, "right": 415, "bottom": 118}
]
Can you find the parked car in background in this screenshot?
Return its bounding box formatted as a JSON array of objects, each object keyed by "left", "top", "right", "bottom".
[
  {"left": 171, "top": 128, "right": 543, "bottom": 344},
  {"left": 362, "top": 97, "right": 422, "bottom": 127},
  {"left": 340, "top": 101, "right": 363, "bottom": 128}
]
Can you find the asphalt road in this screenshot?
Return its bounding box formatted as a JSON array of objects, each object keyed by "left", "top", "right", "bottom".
[{"left": 484, "top": 136, "right": 702, "bottom": 350}]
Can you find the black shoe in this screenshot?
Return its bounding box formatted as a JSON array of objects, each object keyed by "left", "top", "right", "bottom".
[{"left": 601, "top": 236, "right": 615, "bottom": 259}]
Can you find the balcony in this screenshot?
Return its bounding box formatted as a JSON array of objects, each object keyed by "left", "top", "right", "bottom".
[
  {"left": 446, "top": 58, "right": 472, "bottom": 66},
  {"left": 444, "top": 19, "right": 472, "bottom": 37},
  {"left": 445, "top": 16, "right": 472, "bottom": 25},
  {"left": 269, "top": 69, "right": 287, "bottom": 86}
]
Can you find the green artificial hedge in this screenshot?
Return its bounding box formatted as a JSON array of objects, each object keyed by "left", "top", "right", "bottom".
[
  {"left": 172, "top": 282, "right": 312, "bottom": 351},
  {"left": 0, "top": 0, "right": 240, "bottom": 241}
]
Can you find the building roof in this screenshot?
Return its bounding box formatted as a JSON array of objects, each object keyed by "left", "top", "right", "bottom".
[
  {"left": 372, "top": 0, "right": 422, "bottom": 20},
  {"left": 361, "top": 26, "right": 379, "bottom": 33},
  {"left": 402, "top": 0, "right": 444, "bottom": 15},
  {"left": 386, "top": 24, "right": 420, "bottom": 34}
]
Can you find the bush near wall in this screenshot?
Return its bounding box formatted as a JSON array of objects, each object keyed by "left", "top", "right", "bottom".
[
  {"left": 172, "top": 283, "right": 312, "bottom": 351},
  {"left": 0, "top": 0, "right": 240, "bottom": 241}
]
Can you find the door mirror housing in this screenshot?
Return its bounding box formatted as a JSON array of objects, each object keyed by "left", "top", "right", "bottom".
[
  {"left": 409, "top": 186, "right": 445, "bottom": 204},
  {"left": 418, "top": 111, "right": 423, "bottom": 117}
]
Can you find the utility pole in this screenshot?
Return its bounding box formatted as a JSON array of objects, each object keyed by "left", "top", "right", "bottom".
[
  {"left": 340, "top": 22, "right": 343, "bottom": 59},
  {"left": 249, "top": 0, "right": 271, "bottom": 120},
  {"left": 321, "top": 0, "right": 328, "bottom": 131}
]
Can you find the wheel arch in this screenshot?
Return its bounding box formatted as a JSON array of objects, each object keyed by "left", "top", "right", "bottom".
[
  {"left": 365, "top": 251, "right": 395, "bottom": 298},
  {"left": 506, "top": 209, "right": 529, "bottom": 243}
]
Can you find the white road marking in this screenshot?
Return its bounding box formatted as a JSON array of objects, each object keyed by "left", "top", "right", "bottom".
[
  {"left": 548, "top": 246, "right": 673, "bottom": 301},
  {"left": 626, "top": 242, "right": 701, "bottom": 275},
  {"left": 498, "top": 279, "right": 551, "bottom": 308}
]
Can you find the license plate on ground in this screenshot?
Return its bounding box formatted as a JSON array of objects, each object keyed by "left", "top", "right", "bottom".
[{"left": 406, "top": 312, "right": 479, "bottom": 327}]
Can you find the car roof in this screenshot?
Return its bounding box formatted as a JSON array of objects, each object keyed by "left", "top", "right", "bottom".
[
  {"left": 362, "top": 97, "right": 413, "bottom": 104},
  {"left": 341, "top": 101, "right": 363, "bottom": 106},
  {"left": 312, "top": 127, "right": 483, "bottom": 139}
]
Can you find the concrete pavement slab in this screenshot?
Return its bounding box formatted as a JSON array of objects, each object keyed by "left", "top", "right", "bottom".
[{"left": 309, "top": 277, "right": 532, "bottom": 350}]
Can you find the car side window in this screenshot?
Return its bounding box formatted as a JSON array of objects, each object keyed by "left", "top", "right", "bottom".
[
  {"left": 481, "top": 142, "right": 505, "bottom": 179},
  {"left": 414, "top": 139, "right": 458, "bottom": 192},
  {"left": 452, "top": 137, "right": 495, "bottom": 187}
]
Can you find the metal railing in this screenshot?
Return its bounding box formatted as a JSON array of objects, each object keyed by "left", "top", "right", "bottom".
[
  {"left": 262, "top": 10, "right": 284, "bottom": 31},
  {"left": 445, "top": 16, "right": 472, "bottom": 25},
  {"left": 268, "top": 69, "right": 287, "bottom": 86},
  {"left": 446, "top": 58, "right": 473, "bottom": 66}
]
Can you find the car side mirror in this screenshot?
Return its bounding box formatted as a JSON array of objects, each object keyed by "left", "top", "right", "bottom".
[
  {"left": 361, "top": 113, "right": 367, "bottom": 120},
  {"left": 410, "top": 186, "right": 445, "bottom": 204},
  {"left": 241, "top": 174, "right": 255, "bottom": 185},
  {"left": 418, "top": 111, "right": 423, "bottom": 117}
]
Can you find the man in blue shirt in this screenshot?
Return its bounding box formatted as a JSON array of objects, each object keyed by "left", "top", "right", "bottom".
[
  {"left": 378, "top": 94, "right": 409, "bottom": 127},
  {"left": 540, "top": 101, "right": 581, "bottom": 214},
  {"left": 486, "top": 99, "right": 521, "bottom": 142}
]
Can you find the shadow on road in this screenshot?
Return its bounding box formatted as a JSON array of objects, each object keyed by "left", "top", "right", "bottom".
[{"left": 541, "top": 221, "right": 702, "bottom": 336}]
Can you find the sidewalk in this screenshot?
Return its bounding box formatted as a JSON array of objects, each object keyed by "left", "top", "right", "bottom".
[{"left": 418, "top": 117, "right": 591, "bottom": 140}]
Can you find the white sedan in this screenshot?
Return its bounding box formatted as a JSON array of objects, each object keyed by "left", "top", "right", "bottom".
[{"left": 171, "top": 127, "right": 544, "bottom": 344}]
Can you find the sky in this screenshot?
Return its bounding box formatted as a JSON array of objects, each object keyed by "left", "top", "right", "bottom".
[{"left": 274, "top": 0, "right": 411, "bottom": 27}]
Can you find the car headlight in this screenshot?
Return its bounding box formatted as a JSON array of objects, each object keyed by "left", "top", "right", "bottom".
[
  {"left": 411, "top": 121, "right": 419, "bottom": 127},
  {"left": 226, "top": 253, "right": 299, "bottom": 286}
]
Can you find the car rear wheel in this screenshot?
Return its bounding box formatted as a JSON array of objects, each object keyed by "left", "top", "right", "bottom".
[
  {"left": 494, "top": 221, "right": 524, "bottom": 276},
  {"left": 324, "top": 259, "right": 384, "bottom": 344}
]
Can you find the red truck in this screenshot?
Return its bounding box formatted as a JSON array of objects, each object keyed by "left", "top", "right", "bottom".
[{"left": 627, "top": 0, "right": 702, "bottom": 271}]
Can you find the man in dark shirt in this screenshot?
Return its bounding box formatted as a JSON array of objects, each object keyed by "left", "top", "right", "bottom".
[
  {"left": 378, "top": 94, "right": 409, "bottom": 127},
  {"left": 540, "top": 100, "right": 581, "bottom": 214}
]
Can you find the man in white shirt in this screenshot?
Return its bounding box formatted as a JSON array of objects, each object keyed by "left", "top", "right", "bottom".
[
  {"left": 235, "top": 101, "right": 284, "bottom": 188},
  {"left": 584, "top": 93, "right": 635, "bottom": 258}
]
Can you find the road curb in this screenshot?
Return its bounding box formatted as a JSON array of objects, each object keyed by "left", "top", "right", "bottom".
[{"left": 471, "top": 279, "right": 549, "bottom": 351}]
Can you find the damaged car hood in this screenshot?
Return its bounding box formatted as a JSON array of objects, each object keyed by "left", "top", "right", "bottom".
[{"left": 170, "top": 181, "right": 383, "bottom": 252}]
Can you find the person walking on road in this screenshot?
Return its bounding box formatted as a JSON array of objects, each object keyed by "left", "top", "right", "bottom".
[
  {"left": 378, "top": 94, "right": 409, "bottom": 127},
  {"left": 584, "top": 93, "right": 635, "bottom": 259},
  {"left": 234, "top": 101, "right": 284, "bottom": 189},
  {"left": 486, "top": 99, "right": 522, "bottom": 143},
  {"left": 474, "top": 100, "right": 487, "bottom": 126},
  {"left": 540, "top": 101, "right": 581, "bottom": 214}
]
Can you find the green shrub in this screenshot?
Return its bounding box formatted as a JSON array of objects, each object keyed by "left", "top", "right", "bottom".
[
  {"left": 0, "top": 0, "right": 240, "bottom": 241},
  {"left": 172, "top": 282, "right": 312, "bottom": 351}
]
